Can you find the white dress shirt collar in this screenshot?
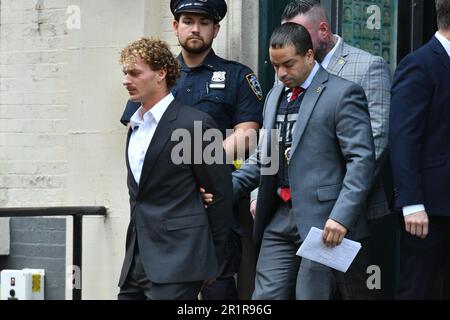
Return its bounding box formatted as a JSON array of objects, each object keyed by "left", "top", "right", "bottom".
[
  {"left": 129, "top": 93, "right": 174, "bottom": 130},
  {"left": 300, "top": 61, "right": 320, "bottom": 90},
  {"left": 435, "top": 31, "right": 450, "bottom": 58},
  {"left": 284, "top": 61, "right": 320, "bottom": 95},
  {"left": 321, "top": 35, "right": 342, "bottom": 69},
  {"left": 127, "top": 93, "right": 174, "bottom": 185}
]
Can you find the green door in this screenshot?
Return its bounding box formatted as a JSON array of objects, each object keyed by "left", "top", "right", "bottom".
[{"left": 258, "top": 0, "right": 292, "bottom": 96}]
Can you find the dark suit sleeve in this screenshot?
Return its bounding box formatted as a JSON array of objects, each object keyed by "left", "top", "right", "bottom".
[
  {"left": 330, "top": 83, "right": 376, "bottom": 229},
  {"left": 232, "top": 151, "right": 261, "bottom": 203},
  {"left": 231, "top": 85, "right": 281, "bottom": 203},
  {"left": 120, "top": 100, "right": 141, "bottom": 126},
  {"left": 390, "top": 55, "right": 432, "bottom": 208},
  {"left": 191, "top": 115, "right": 233, "bottom": 267}
]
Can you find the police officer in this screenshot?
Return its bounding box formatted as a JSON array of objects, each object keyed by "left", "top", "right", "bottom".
[{"left": 120, "top": 0, "right": 263, "bottom": 300}]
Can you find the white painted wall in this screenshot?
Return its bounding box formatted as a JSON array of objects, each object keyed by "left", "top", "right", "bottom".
[{"left": 0, "top": 219, "right": 10, "bottom": 256}]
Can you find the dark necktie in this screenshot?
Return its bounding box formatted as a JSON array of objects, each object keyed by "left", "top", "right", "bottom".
[{"left": 278, "top": 86, "right": 304, "bottom": 202}]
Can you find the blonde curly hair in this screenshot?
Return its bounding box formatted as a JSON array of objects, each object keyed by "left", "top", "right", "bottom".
[{"left": 120, "top": 37, "right": 180, "bottom": 88}]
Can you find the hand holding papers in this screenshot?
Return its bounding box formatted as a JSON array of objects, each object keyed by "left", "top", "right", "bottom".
[{"left": 296, "top": 227, "right": 361, "bottom": 273}]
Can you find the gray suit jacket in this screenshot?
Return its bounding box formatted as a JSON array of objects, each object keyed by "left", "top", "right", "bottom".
[
  {"left": 234, "top": 66, "right": 375, "bottom": 244},
  {"left": 327, "top": 39, "right": 391, "bottom": 219},
  {"left": 263, "top": 40, "right": 391, "bottom": 220}
]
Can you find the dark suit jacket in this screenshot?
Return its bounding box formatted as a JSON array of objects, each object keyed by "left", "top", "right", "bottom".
[
  {"left": 390, "top": 35, "right": 450, "bottom": 216},
  {"left": 118, "top": 100, "right": 233, "bottom": 286}
]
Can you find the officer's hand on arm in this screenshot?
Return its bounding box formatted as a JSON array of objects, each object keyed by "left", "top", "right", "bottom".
[
  {"left": 200, "top": 187, "right": 214, "bottom": 208},
  {"left": 404, "top": 211, "right": 429, "bottom": 239},
  {"left": 249, "top": 200, "right": 257, "bottom": 220},
  {"left": 322, "top": 219, "right": 348, "bottom": 248},
  {"left": 201, "top": 278, "right": 216, "bottom": 291}
]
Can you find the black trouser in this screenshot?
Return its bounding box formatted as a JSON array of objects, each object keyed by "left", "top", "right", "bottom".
[
  {"left": 397, "top": 214, "right": 450, "bottom": 300},
  {"left": 236, "top": 196, "right": 259, "bottom": 299},
  {"left": 333, "top": 237, "right": 380, "bottom": 300},
  {"left": 118, "top": 246, "right": 202, "bottom": 300},
  {"left": 201, "top": 230, "right": 242, "bottom": 300}
]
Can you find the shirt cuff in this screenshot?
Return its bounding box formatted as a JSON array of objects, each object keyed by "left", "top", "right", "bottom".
[{"left": 402, "top": 204, "right": 426, "bottom": 216}]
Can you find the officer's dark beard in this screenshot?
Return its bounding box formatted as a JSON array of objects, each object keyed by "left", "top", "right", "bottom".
[{"left": 180, "top": 39, "right": 213, "bottom": 55}]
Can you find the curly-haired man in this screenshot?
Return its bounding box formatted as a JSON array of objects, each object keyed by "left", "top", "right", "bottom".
[{"left": 117, "top": 37, "right": 233, "bottom": 300}]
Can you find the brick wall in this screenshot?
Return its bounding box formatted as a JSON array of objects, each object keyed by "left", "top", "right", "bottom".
[{"left": 0, "top": 217, "right": 66, "bottom": 300}]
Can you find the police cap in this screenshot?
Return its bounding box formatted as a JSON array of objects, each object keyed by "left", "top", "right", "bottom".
[{"left": 170, "top": 0, "right": 227, "bottom": 23}]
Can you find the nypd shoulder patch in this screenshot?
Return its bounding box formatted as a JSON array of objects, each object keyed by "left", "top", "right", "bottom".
[{"left": 245, "top": 73, "right": 263, "bottom": 101}]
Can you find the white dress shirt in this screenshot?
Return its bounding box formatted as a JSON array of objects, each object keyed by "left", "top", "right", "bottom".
[
  {"left": 284, "top": 61, "right": 320, "bottom": 100},
  {"left": 300, "top": 61, "right": 320, "bottom": 90},
  {"left": 435, "top": 31, "right": 450, "bottom": 58},
  {"left": 128, "top": 93, "right": 174, "bottom": 184},
  {"left": 320, "top": 35, "right": 342, "bottom": 70}
]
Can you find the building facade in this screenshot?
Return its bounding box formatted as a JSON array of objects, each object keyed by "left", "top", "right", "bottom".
[
  {"left": 0, "top": 0, "right": 441, "bottom": 299},
  {"left": 0, "top": 0, "right": 259, "bottom": 300}
]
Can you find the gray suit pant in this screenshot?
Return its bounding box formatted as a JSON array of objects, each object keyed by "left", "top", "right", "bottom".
[{"left": 252, "top": 203, "right": 377, "bottom": 300}]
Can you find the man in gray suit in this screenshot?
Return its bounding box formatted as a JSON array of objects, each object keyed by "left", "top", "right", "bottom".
[
  {"left": 203, "top": 0, "right": 390, "bottom": 298},
  {"left": 235, "top": 0, "right": 390, "bottom": 298},
  {"left": 232, "top": 23, "right": 375, "bottom": 299},
  {"left": 277, "top": 0, "right": 391, "bottom": 220},
  {"left": 245, "top": 0, "right": 390, "bottom": 220}
]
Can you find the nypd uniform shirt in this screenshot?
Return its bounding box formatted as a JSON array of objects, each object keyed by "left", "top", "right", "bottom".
[{"left": 121, "top": 50, "right": 263, "bottom": 136}]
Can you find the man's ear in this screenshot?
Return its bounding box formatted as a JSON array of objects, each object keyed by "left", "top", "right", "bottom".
[
  {"left": 213, "top": 23, "right": 220, "bottom": 38},
  {"left": 318, "top": 21, "right": 329, "bottom": 40},
  {"left": 306, "top": 49, "right": 315, "bottom": 63},
  {"left": 173, "top": 20, "right": 179, "bottom": 37},
  {"left": 157, "top": 69, "right": 167, "bottom": 84}
]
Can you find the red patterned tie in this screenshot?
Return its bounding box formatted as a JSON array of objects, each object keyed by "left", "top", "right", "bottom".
[
  {"left": 289, "top": 86, "right": 303, "bottom": 102},
  {"left": 279, "top": 87, "right": 304, "bottom": 202}
]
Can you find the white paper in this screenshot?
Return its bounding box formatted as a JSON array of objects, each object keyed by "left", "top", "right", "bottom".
[{"left": 296, "top": 227, "right": 361, "bottom": 273}]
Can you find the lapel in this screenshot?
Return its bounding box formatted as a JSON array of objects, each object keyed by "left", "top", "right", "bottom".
[
  {"left": 137, "top": 100, "right": 179, "bottom": 193},
  {"left": 290, "top": 67, "right": 329, "bottom": 158},
  {"left": 264, "top": 85, "right": 284, "bottom": 130},
  {"left": 256, "top": 85, "right": 284, "bottom": 176},
  {"left": 431, "top": 36, "right": 450, "bottom": 74},
  {"left": 326, "top": 40, "right": 348, "bottom": 75},
  {"left": 125, "top": 128, "right": 138, "bottom": 190}
]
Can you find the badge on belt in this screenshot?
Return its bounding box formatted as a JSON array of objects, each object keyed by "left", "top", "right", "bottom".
[
  {"left": 209, "top": 71, "right": 226, "bottom": 89},
  {"left": 284, "top": 147, "right": 292, "bottom": 164}
]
